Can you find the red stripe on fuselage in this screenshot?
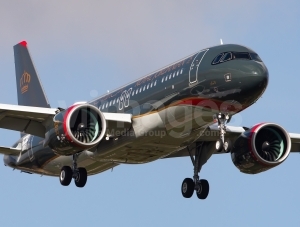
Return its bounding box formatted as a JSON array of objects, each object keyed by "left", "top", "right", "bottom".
[{"left": 170, "top": 97, "right": 245, "bottom": 113}]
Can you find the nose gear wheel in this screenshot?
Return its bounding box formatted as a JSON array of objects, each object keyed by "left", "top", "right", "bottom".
[{"left": 214, "top": 113, "right": 232, "bottom": 153}]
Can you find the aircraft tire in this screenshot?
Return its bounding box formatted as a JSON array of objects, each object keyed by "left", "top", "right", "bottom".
[
  {"left": 215, "top": 139, "right": 223, "bottom": 152},
  {"left": 196, "top": 179, "right": 209, "bottom": 200},
  {"left": 181, "top": 178, "right": 195, "bottom": 198},
  {"left": 224, "top": 139, "right": 232, "bottom": 153},
  {"left": 74, "top": 167, "right": 87, "bottom": 188},
  {"left": 60, "top": 166, "right": 73, "bottom": 186}
]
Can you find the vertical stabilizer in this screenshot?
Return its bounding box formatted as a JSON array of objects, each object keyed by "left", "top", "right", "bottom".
[{"left": 13, "top": 41, "right": 50, "bottom": 108}]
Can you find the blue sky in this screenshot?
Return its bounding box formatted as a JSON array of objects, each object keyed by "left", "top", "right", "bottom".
[{"left": 0, "top": 1, "right": 300, "bottom": 226}]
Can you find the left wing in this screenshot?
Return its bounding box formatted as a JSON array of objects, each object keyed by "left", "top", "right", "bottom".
[
  {"left": 0, "top": 103, "right": 132, "bottom": 138},
  {"left": 0, "top": 104, "right": 57, "bottom": 137}
]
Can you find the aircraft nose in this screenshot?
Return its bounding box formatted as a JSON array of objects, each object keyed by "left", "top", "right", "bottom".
[
  {"left": 252, "top": 62, "right": 269, "bottom": 88},
  {"left": 239, "top": 61, "right": 269, "bottom": 105}
]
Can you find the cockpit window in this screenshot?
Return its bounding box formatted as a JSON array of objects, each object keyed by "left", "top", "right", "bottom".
[
  {"left": 212, "top": 51, "right": 261, "bottom": 65},
  {"left": 212, "top": 53, "right": 224, "bottom": 64},
  {"left": 250, "top": 53, "right": 262, "bottom": 62},
  {"left": 232, "top": 52, "right": 251, "bottom": 60},
  {"left": 220, "top": 52, "right": 232, "bottom": 62}
]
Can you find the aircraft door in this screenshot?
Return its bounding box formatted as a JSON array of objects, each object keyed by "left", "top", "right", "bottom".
[{"left": 189, "top": 50, "right": 208, "bottom": 85}]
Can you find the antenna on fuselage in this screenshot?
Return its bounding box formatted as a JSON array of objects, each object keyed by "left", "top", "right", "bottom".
[{"left": 220, "top": 39, "right": 223, "bottom": 45}]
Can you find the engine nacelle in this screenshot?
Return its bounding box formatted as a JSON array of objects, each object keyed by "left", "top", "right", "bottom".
[
  {"left": 45, "top": 103, "right": 106, "bottom": 155},
  {"left": 231, "top": 123, "right": 291, "bottom": 174}
]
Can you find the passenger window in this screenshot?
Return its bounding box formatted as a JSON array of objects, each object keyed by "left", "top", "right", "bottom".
[
  {"left": 109, "top": 101, "right": 112, "bottom": 106},
  {"left": 212, "top": 53, "right": 224, "bottom": 64},
  {"left": 147, "top": 84, "right": 149, "bottom": 89},
  {"left": 221, "top": 52, "right": 232, "bottom": 62},
  {"left": 143, "top": 86, "right": 146, "bottom": 91},
  {"left": 113, "top": 99, "right": 116, "bottom": 104},
  {"left": 136, "top": 89, "right": 138, "bottom": 94},
  {"left": 117, "top": 98, "right": 119, "bottom": 103},
  {"left": 150, "top": 82, "right": 153, "bottom": 87},
  {"left": 169, "top": 74, "right": 172, "bottom": 79},
  {"left": 106, "top": 103, "right": 108, "bottom": 108},
  {"left": 102, "top": 104, "right": 105, "bottom": 109},
  {"left": 139, "top": 87, "right": 142, "bottom": 92},
  {"left": 176, "top": 71, "right": 179, "bottom": 76},
  {"left": 162, "top": 78, "right": 164, "bottom": 82},
  {"left": 132, "top": 92, "right": 134, "bottom": 96},
  {"left": 165, "top": 76, "right": 168, "bottom": 81},
  {"left": 180, "top": 69, "right": 183, "bottom": 74},
  {"left": 154, "top": 80, "right": 157, "bottom": 86}
]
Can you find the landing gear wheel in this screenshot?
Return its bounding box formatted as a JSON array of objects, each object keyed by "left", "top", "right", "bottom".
[
  {"left": 196, "top": 179, "right": 209, "bottom": 200},
  {"left": 74, "top": 167, "right": 87, "bottom": 188},
  {"left": 60, "top": 166, "right": 72, "bottom": 186},
  {"left": 181, "top": 178, "right": 195, "bottom": 198},
  {"left": 215, "top": 139, "right": 223, "bottom": 152},
  {"left": 224, "top": 139, "right": 232, "bottom": 153}
]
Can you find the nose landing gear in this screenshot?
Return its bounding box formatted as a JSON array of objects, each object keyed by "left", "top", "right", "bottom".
[
  {"left": 214, "top": 113, "right": 232, "bottom": 153},
  {"left": 59, "top": 153, "right": 88, "bottom": 188}
]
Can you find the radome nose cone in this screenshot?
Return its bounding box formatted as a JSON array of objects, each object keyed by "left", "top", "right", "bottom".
[{"left": 257, "top": 63, "right": 269, "bottom": 87}]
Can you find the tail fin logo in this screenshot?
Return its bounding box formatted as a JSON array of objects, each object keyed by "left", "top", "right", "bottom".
[{"left": 20, "top": 71, "right": 31, "bottom": 94}]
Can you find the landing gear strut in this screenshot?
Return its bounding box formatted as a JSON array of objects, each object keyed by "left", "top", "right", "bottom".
[
  {"left": 59, "top": 153, "right": 87, "bottom": 188},
  {"left": 181, "top": 142, "right": 209, "bottom": 199},
  {"left": 214, "top": 112, "right": 232, "bottom": 153}
]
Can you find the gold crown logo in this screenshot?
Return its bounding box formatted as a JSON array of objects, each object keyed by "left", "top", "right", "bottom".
[{"left": 20, "top": 71, "right": 31, "bottom": 94}]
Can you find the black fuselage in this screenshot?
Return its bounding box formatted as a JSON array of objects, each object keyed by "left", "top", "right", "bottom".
[{"left": 4, "top": 44, "right": 268, "bottom": 176}]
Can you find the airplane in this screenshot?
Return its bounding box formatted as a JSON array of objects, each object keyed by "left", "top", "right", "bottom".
[{"left": 0, "top": 40, "right": 299, "bottom": 200}]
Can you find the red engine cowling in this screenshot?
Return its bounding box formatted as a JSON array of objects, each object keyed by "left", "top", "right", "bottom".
[
  {"left": 45, "top": 103, "right": 106, "bottom": 155},
  {"left": 231, "top": 123, "right": 291, "bottom": 174}
]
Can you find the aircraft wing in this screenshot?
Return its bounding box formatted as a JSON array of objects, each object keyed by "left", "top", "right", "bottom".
[
  {"left": 0, "top": 104, "right": 57, "bottom": 137},
  {"left": 165, "top": 124, "right": 300, "bottom": 158},
  {"left": 0, "top": 103, "right": 132, "bottom": 138},
  {"left": 207, "top": 125, "right": 300, "bottom": 153}
]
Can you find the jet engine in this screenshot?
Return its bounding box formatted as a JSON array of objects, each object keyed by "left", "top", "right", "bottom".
[
  {"left": 45, "top": 103, "right": 106, "bottom": 155},
  {"left": 231, "top": 123, "right": 291, "bottom": 174}
]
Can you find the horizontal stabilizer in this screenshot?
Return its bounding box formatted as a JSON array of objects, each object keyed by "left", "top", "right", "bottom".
[{"left": 0, "top": 146, "right": 21, "bottom": 156}]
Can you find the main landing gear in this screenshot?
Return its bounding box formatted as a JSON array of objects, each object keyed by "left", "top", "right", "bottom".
[
  {"left": 59, "top": 153, "right": 87, "bottom": 188},
  {"left": 214, "top": 112, "right": 232, "bottom": 153},
  {"left": 181, "top": 113, "right": 232, "bottom": 199},
  {"left": 181, "top": 142, "right": 209, "bottom": 199}
]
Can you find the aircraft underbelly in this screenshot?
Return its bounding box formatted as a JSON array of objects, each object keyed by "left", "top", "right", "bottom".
[{"left": 41, "top": 105, "right": 214, "bottom": 176}]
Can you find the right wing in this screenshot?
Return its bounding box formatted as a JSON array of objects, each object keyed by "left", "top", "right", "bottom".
[{"left": 165, "top": 124, "right": 300, "bottom": 159}]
